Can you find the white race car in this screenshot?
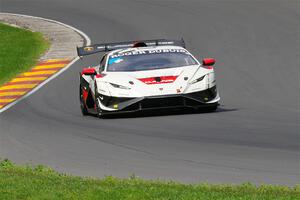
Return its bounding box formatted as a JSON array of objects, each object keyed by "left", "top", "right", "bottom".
[{"left": 78, "top": 39, "right": 220, "bottom": 117}]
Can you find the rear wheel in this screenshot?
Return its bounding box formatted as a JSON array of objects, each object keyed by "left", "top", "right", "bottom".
[{"left": 79, "top": 85, "right": 88, "bottom": 115}]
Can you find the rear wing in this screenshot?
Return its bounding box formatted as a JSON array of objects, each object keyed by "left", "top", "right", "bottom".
[{"left": 77, "top": 38, "right": 185, "bottom": 57}]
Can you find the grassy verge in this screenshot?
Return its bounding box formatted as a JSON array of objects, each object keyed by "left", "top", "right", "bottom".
[
  {"left": 0, "top": 160, "right": 299, "bottom": 200},
  {"left": 0, "top": 23, "right": 49, "bottom": 85}
]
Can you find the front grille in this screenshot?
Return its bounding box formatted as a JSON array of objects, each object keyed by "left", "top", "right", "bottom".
[
  {"left": 141, "top": 96, "right": 184, "bottom": 109},
  {"left": 185, "top": 98, "right": 202, "bottom": 106},
  {"left": 103, "top": 86, "right": 218, "bottom": 112},
  {"left": 122, "top": 103, "right": 140, "bottom": 111}
]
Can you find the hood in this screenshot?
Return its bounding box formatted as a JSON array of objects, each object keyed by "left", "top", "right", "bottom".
[{"left": 97, "top": 65, "right": 210, "bottom": 97}]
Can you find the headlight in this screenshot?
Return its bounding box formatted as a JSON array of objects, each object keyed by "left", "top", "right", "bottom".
[
  {"left": 109, "top": 83, "right": 131, "bottom": 90},
  {"left": 189, "top": 75, "right": 205, "bottom": 85}
]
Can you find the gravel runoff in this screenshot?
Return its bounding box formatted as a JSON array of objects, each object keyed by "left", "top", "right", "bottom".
[{"left": 0, "top": 13, "right": 84, "bottom": 60}]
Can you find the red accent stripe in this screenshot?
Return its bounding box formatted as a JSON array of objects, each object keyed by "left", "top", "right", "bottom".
[
  {"left": 37, "top": 60, "right": 70, "bottom": 66},
  {"left": 17, "top": 74, "right": 50, "bottom": 78},
  {"left": 0, "top": 88, "right": 30, "bottom": 93},
  {"left": 4, "top": 81, "right": 42, "bottom": 86},
  {"left": 83, "top": 89, "right": 88, "bottom": 102},
  {"left": 0, "top": 95, "right": 21, "bottom": 99},
  {"left": 138, "top": 76, "right": 178, "bottom": 85},
  {"left": 0, "top": 102, "right": 8, "bottom": 106},
  {"left": 30, "top": 67, "right": 62, "bottom": 72}
]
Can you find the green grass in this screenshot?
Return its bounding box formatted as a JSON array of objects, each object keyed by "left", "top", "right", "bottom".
[
  {"left": 0, "top": 159, "right": 299, "bottom": 200},
  {"left": 0, "top": 23, "right": 49, "bottom": 85}
]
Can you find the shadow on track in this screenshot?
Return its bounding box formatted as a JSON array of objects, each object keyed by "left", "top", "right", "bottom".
[{"left": 89, "top": 106, "right": 238, "bottom": 119}]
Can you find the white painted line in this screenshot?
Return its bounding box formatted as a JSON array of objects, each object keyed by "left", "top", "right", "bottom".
[{"left": 0, "top": 13, "right": 91, "bottom": 114}]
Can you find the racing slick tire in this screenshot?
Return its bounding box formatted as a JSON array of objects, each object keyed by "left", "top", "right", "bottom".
[{"left": 79, "top": 85, "right": 88, "bottom": 115}]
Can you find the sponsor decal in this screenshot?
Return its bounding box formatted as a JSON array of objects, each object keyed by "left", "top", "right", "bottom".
[
  {"left": 84, "top": 46, "right": 94, "bottom": 52},
  {"left": 139, "top": 76, "right": 178, "bottom": 85},
  {"left": 108, "top": 58, "right": 124, "bottom": 65},
  {"left": 110, "top": 49, "right": 188, "bottom": 58}
]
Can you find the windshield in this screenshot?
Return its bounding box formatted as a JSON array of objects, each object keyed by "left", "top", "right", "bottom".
[{"left": 106, "top": 49, "right": 198, "bottom": 72}]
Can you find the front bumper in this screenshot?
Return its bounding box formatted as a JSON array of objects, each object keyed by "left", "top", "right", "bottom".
[{"left": 99, "top": 86, "right": 219, "bottom": 113}]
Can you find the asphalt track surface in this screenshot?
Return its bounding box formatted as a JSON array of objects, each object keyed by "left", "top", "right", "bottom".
[{"left": 0, "top": 0, "right": 299, "bottom": 185}]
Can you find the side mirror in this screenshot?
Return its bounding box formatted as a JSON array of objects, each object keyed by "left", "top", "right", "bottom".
[
  {"left": 82, "top": 68, "right": 96, "bottom": 76},
  {"left": 202, "top": 58, "right": 216, "bottom": 66}
]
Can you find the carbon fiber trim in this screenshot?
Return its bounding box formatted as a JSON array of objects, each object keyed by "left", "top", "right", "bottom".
[{"left": 184, "top": 85, "right": 217, "bottom": 103}]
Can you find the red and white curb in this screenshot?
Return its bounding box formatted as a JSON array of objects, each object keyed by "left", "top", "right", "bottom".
[{"left": 0, "top": 13, "right": 91, "bottom": 113}]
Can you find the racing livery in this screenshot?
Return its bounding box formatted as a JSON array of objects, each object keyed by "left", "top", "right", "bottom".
[{"left": 78, "top": 39, "right": 220, "bottom": 117}]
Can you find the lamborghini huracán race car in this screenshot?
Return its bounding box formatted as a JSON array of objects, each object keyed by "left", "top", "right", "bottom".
[{"left": 77, "top": 39, "right": 220, "bottom": 117}]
